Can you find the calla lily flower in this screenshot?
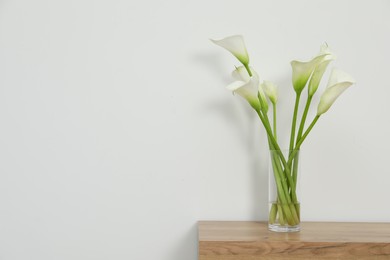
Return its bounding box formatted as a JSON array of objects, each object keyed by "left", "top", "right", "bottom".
[
  {"left": 231, "top": 66, "right": 268, "bottom": 112},
  {"left": 228, "top": 66, "right": 268, "bottom": 112},
  {"left": 258, "top": 82, "right": 269, "bottom": 113},
  {"left": 291, "top": 44, "right": 334, "bottom": 94},
  {"left": 317, "top": 68, "right": 355, "bottom": 116},
  {"left": 227, "top": 73, "right": 260, "bottom": 112},
  {"left": 308, "top": 56, "right": 333, "bottom": 97},
  {"left": 211, "top": 35, "right": 250, "bottom": 66},
  {"left": 232, "top": 65, "right": 258, "bottom": 82},
  {"left": 308, "top": 45, "right": 336, "bottom": 97},
  {"left": 261, "top": 81, "right": 278, "bottom": 104}
]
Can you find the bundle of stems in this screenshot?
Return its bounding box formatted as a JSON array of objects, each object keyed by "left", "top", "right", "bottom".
[
  {"left": 211, "top": 35, "right": 355, "bottom": 226},
  {"left": 247, "top": 65, "right": 320, "bottom": 226}
]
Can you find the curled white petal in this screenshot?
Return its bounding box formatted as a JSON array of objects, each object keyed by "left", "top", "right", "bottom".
[
  {"left": 229, "top": 66, "right": 267, "bottom": 112},
  {"left": 308, "top": 55, "right": 334, "bottom": 97},
  {"left": 226, "top": 80, "right": 247, "bottom": 92},
  {"left": 231, "top": 66, "right": 259, "bottom": 82},
  {"left": 211, "top": 35, "right": 249, "bottom": 65},
  {"left": 226, "top": 77, "right": 260, "bottom": 111},
  {"left": 326, "top": 67, "right": 355, "bottom": 88},
  {"left": 319, "top": 43, "right": 335, "bottom": 57},
  {"left": 317, "top": 68, "right": 355, "bottom": 115}
]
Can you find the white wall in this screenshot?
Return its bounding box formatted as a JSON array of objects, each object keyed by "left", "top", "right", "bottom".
[{"left": 0, "top": 0, "right": 389, "bottom": 259}]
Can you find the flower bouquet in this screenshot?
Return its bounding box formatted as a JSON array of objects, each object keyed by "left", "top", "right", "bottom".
[{"left": 211, "top": 35, "right": 354, "bottom": 232}]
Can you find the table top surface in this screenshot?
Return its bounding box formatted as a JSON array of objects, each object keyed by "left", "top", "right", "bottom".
[{"left": 198, "top": 221, "right": 390, "bottom": 243}]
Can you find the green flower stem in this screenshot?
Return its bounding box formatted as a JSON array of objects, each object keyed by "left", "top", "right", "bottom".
[
  {"left": 246, "top": 66, "right": 299, "bottom": 225},
  {"left": 272, "top": 103, "right": 277, "bottom": 141},
  {"left": 287, "top": 115, "right": 321, "bottom": 167},
  {"left": 285, "top": 93, "right": 301, "bottom": 201},
  {"left": 268, "top": 140, "right": 288, "bottom": 200},
  {"left": 259, "top": 113, "right": 285, "bottom": 164},
  {"left": 263, "top": 113, "right": 298, "bottom": 204},
  {"left": 268, "top": 139, "right": 290, "bottom": 202},
  {"left": 258, "top": 113, "right": 288, "bottom": 202},
  {"left": 296, "top": 96, "right": 313, "bottom": 144},
  {"left": 264, "top": 116, "right": 296, "bottom": 195},
  {"left": 273, "top": 157, "right": 300, "bottom": 225},
  {"left": 270, "top": 155, "right": 290, "bottom": 213},
  {"left": 291, "top": 152, "right": 300, "bottom": 190},
  {"left": 267, "top": 106, "right": 298, "bottom": 217},
  {"left": 278, "top": 115, "right": 320, "bottom": 217},
  {"left": 277, "top": 198, "right": 286, "bottom": 225},
  {"left": 244, "top": 64, "right": 252, "bottom": 77},
  {"left": 269, "top": 203, "right": 277, "bottom": 224},
  {"left": 267, "top": 130, "right": 299, "bottom": 225},
  {"left": 262, "top": 111, "right": 298, "bottom": 207},
  {"left": 288, "top": 93, "right": 301, "bottom": 152},
  {"left": 269, "top": 148, "right": 298, "bottom": 225},
  {"left": 291, "top": 96, "right": 312, "bottom": 184}
]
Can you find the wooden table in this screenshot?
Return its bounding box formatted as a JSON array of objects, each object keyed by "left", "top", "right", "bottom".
[{"left": 198, "top": 221, "right": 390, "bottom": 259}]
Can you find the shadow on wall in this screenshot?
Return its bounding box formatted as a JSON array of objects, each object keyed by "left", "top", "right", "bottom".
[
  {"left": 192, "top": 50, "right": 270, "bottom": 220},
  {"left": 168, "top": 222, "right": 198, "bottom": 260},
  {"left": 190, "top": 51, "right": 231, "bottom": 84}
]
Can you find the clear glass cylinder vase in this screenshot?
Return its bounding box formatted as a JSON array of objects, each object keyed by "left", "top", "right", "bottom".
[{"left": 268, "top": 149, "right": 301, "bottom": 232}]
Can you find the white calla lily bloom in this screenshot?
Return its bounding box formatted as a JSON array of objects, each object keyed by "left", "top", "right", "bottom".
[
  {"left": 258, "top": 82, "right": 269, "bottom": 112},
  {"left": 317, "top": 68, "right": 355, "bottom": 115},
  {"left": 232, "top": 66, "right": 258, "bottom": 82},
  {"left": 231, "top": 66, "right": 268, "bottom": 112},
  {"left": 308, "top": 56, "right": 333, "bottom": 97},
  {"left": 291, "top": 44, "right": 335, "bottom": 94},
  {"left": 261, "top": 81, "right": 278, "bottom": 104},
  {"left": 308, "top": 45, "right": 336, "bottom": 97},
  {"left": 227, "top": 74, "right": 260, "bottom": 111},
  {"left": 211, "top": 35, "right": 250, "bottom": 66}
]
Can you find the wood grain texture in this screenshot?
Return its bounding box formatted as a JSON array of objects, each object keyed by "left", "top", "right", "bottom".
[{"left": 198, "top": 221, "right": 390, "bottom": 260}]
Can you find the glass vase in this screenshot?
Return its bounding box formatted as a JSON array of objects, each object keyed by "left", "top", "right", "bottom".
[{"left": 268, "top": 149, "right": 301, "bottom": 232}]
